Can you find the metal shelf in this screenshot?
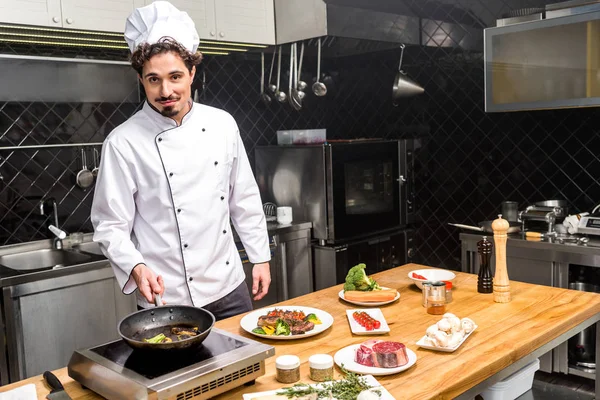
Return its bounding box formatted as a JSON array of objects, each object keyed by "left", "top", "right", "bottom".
[
  {"left": 0, "top": 143, "right": 103, "bottom": 151},
  {"left": 568, "top": 366, "right": 596, "bottom": 380}
]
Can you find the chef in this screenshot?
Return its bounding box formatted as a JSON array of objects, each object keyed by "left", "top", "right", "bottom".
[{"left": 91, "top": 1, "right": 271, "bottom": 320}]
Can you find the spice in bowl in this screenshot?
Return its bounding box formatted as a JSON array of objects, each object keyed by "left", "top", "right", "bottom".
[
  {"left": 309, "top": 354, "right": 334, "bottom": 382},
  {"left": 276, "top": 355, "right": 301, "bottom": 383}
]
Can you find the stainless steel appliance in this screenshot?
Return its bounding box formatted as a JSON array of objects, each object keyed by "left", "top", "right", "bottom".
[
  {"left": 68, "top": 328, "right": 274, "bottom": 400},
  {"left": 568, "top": 282, "right": 600, "bottom": 369},
  {"left": 237, "top": 223, "right": 314, "bottom": 308},
  {"left": 484, "top": 0, "right": 600, "bottom": 112},
  {"left": 577, "top": 205, "right": 600, "bottom": 236},
  {"left": 519, "top": 200, "right": 568, "bottom": 234},
  {"left": 313, "top": 228, "right": 415, "bottom": 290},
  {"left": 255, "top": 139, "right": 419, "bottom": 245}
]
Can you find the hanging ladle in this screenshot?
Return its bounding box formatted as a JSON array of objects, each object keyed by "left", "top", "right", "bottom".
[
  {"left": 267, "top": 47, "right": 277, "bottom": 94},
  {"left": 296, "top": 41, "right": 306, "bottom": 101},
  {"left": 289, "top": 43, "right": 302, "bottom": 111},
  {"left": 260, "top": 52, "right": 271, "bottom": 106},
  {"left": 312, "top": 37, "right": 327, "bottom": 97},
  {"left": 275, "top": 46, "right": 287, "bottom": 103}
]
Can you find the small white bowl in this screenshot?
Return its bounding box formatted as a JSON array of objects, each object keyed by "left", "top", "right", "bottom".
[{"left": 408, "top": 269, "right": 456, "bottom": 290}]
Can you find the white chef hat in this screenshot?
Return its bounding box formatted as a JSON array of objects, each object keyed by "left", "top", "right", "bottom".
[{"left": 124, "top": 1, "right": 199, "bottom": 54}]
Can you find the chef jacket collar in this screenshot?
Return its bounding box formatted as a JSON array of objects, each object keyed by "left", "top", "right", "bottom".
[{"left": 142, "top": 98, "right": 196, "bottom": 130}]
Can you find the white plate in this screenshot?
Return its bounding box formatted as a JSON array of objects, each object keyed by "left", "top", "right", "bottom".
[
  {"left": 415, "top": 325, "right": 478, "bottom": 353},
  {"left": 242, "top": 374, "right": 394, "bottom": 400},
  {"left": 333, "top": 343, "right": 417, "bottom": 376},
  {"left": 346, "top": 308, "right": 390, "bottom": 335},
  {"left": 240, "top": 306, "right": 333, "bottom": 340},
  {"left": 338, "top": 287, "right": 400, "bottom": 306}
]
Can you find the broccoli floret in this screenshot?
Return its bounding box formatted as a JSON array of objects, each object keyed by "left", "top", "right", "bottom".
[
  {"left": 252, "top": 327, "right": 267, "bottom": 335},
  {"left": 343, "top": 263, "right": 381, "bottom": 292},
  {"left": 304, "top": 313, "right": 322, "bottom": 324},
  {"left": 275, "top": 319, "right": 291, "bottom": 336}
]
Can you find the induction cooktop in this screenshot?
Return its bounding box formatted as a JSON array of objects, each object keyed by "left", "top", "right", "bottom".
[{"left": 68, "top": 327, "right": 274, "bottom": 400}]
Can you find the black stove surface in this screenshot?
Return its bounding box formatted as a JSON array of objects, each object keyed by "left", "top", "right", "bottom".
[{"left": 91, "top": 331, "right": 248, "bottom": 380}]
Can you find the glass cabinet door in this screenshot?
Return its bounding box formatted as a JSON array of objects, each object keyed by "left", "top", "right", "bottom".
[{"left": 485, "top": 10, "right": 600, "bottom": 112}]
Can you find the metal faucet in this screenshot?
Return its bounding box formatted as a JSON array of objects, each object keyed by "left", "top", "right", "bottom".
[{"left": 40, "top": 198, "right": 66, "bottom": 250}]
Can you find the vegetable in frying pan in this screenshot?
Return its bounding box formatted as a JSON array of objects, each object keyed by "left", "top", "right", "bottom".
[{"left": 143, "top": 326, "right": 199, "bottom": 343}]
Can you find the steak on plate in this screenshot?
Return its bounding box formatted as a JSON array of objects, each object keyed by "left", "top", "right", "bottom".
[
  {"left": 257, "top": 316, "right": 280, "bottom": 327},
  {"left": 355, "top": 340, "right": 408, "bottom": 368},
  {"left": 289, "top": 320, "right": 315, "bottom": 335}
]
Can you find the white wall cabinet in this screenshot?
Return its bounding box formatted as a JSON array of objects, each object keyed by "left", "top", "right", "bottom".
[
  {"left": 145, "top": 0, "right": 276, "bottom": 45},
  {"left": 0, "top": 0, "right": 63, "bottom": 27},
  {"left": 59, "top": 0, "right": 137, "bottom": 32},
  {"left": 0, "top": 0, "right": 137, "bottom": 33},
  {"left": 1, "top": 0, "right": 275, "bottom": 44}
]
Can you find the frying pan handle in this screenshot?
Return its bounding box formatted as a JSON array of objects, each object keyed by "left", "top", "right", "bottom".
[
  {"left": 154, "top": 293, "right": 163, "bottom": 307},
  {"left": 43, "top": 370, "right": 64, "bottom": 391},
  {"left": 448, "top": 223, "right": 484, "bottom": 231}
]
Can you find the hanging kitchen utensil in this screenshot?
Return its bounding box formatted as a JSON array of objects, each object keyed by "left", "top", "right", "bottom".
[
  {"left": 289, "top": 43, "right": 302, "bottom": 110},
  {"left": 392, "top": 44, "right": 424, "bottom": 105},
  {"left": 118, "top": 293, "right": 215, "bottom": 352},
  {"left": 275, "top": 46, "right": 287, "bottom": 103},
  {"left": 260, "top": 52, "right": 271, "bottom": 106},
  {"left": 268, "top": 47, "right": 277, "bottom": 94},
  {"left": 76, "top": 148, "right": 94, "bottom": 189},
  {"left": 297, "top": 41, "right": 307, "bottom": 93},
  {"left": 91, "top": 148, "right": 99, "bottom": 178},
  {"left": 312, "top": 38, "right": 327, "bottom": 96}
]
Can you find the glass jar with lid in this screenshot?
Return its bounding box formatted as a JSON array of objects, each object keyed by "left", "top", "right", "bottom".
[
  {"left": 276, "top": 355, "right": 300, "bottom": 383},
  {"left": 424, "top": 281, "right": 446, "bottom": 315}
]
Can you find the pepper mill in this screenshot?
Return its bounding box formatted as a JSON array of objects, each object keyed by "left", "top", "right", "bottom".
[
  {"left": 492, "top": 214, "right": 511, "bottom": 303},
  {"left": 477, "top": 236, "right": 493, "bottom": 293}
]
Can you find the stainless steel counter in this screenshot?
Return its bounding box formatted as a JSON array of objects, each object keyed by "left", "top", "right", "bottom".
[
  {"left": 233, "top": 220, "right": 313, "bottom": 243},
  {"left": 461, "top": 232, "right": 600, "bottom": 257}
]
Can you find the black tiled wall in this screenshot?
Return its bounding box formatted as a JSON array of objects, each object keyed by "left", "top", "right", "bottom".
[{"left": 2, "top": 1, "right": 600, "bottom": 273}]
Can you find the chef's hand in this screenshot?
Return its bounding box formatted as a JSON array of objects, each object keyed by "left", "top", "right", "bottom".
[
  {"left": 252, "top": 262, "right": 271, "bottom": 301},
  {"left": 132, "top": 263, "right": 165, "bottom": 303}
]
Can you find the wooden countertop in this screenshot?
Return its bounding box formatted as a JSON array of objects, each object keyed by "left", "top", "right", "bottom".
[{"left": 3, "top": 263, "right": 600, "bottom": 399}]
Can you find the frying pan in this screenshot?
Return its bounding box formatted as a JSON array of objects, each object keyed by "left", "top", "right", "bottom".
[
  {"left": 448, "top": 221, "right": 521, "bottom": 234},
  {"left": 118, "top": 294, "right": 215, "bottom": 352}
]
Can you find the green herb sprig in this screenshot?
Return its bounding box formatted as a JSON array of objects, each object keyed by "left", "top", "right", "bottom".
[{"left": 275, "top": 366, "right": 381, "bottom": 400}]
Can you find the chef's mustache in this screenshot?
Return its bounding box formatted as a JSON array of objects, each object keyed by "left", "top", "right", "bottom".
[{"left": 156, "top": 96, "right": 180, "bottom": 102}]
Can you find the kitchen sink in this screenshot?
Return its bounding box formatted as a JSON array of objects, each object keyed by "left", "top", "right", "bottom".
[
  {"left": 0, "top": 249, "right": 94, "bottom": 271},
  {"left": 71, "top": 241, "right": 103, "bottom": 256}
]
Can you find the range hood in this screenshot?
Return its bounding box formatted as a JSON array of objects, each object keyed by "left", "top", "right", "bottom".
[{"left": 274, "top": 0, "right": 483, "bottom": 56}]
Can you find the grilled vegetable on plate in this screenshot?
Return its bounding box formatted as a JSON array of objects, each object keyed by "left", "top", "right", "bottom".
[{"left": 240, "top": 306, "right": 333, "bottom": 340}]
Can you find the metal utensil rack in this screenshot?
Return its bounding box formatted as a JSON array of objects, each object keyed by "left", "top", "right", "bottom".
[{"left": 0, "top": 143, "right": 103, "bottom": 151}]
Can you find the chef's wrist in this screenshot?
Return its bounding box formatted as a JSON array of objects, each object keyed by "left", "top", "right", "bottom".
[{"left": 132, "top": 263, "right": 147, "bottom": 276}]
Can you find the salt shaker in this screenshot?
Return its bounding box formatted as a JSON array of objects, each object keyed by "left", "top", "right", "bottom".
[{"left": 477, "top": 236, "right": 493, "bottom": 294}]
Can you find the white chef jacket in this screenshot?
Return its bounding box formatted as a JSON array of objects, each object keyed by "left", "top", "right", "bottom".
[{"left": 91, "top": 101, "right": 271, "bottom": 308}]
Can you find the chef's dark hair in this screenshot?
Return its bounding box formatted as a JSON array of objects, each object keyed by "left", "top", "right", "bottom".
[{"left": 130, "top": 36, "right": 203, "bottom": 76}]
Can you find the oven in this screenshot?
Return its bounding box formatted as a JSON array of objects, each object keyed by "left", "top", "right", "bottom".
[
  {"left": 255, "top": 139, "right": 419, "bottom": 245},
  {"left": 312, "top": 228, "right": 415, "bottom": 290}
]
